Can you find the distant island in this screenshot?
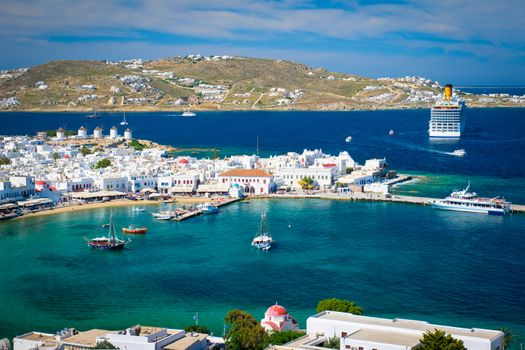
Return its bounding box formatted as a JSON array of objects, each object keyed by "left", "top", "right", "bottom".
[{"left": 1, "top": 55, "right": 524, "bottom": 112}]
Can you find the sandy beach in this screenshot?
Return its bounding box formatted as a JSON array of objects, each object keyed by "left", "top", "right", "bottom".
[{"left": 15, "top": 197, "right": 220, "bottom": 220}]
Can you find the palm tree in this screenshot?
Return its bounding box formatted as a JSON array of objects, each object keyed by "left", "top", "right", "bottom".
[{"left": 500, "top": 327, "right": 513, "bottom": 350}]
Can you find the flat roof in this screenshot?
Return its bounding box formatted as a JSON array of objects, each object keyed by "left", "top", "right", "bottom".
[
  {"left": 62, "top": 329, "right": 112, "bottom": 347},
  {"left": 316, "top": 312, "right": 501, "bottom": 341},
  {"left": 346, "top": 328, "right": 421, "bottom": 347},
  {"left": 138, "top": 326, "right": 165, "bottom": 336},
  {"left": 163, "top": 333, "right": 207, "bottom": 350},
  {"left": 17, "top": 332, "right": 57, "bottom": 344}
]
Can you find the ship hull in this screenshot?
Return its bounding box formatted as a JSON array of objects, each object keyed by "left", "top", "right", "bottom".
[{"left": 431, "top": 202, "right": 508, "bottom": 215}]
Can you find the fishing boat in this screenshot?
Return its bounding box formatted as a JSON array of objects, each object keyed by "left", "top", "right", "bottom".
[
  {"left": 430, "top": 182, "right": 512, "bottom": 215},
  {"left": 87, "top": 215, "right": 130, "bottom": 250},
  {"left": 120, "top": 111, "right": 128, "bottom": 126},
  {"left": 451, "top": 149, "right": 466, "bottom": 157},
  {"left": 182, "top": 110, "right": 196, "bottom": 117},
  {"left": 345, "top": 136, "right": 352, "bottom": 143},
  {"left": 122, "top": 225, "right": 147, "bottom": 234},
  {"left": 152, "top": 211, "right": 176, "bottom": 220},
  {"left": 251, "top": 211, "right": 273, "bottom": 250}
]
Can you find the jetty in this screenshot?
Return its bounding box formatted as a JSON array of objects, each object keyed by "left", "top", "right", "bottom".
[
  {"left": 172, "top": 198, "right": 241, "bottom": 221},
  {"left": 262, "top": 193, "right": 525, "bottom": 214}
]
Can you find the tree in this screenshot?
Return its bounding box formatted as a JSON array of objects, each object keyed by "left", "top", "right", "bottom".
[
  {"left": 298, "top": 176, "right": 315, "bottom": 190},
  {"left": 94, "top": 158, "right": 111, "bottom": 169},
  {"left": 95, "top": 340, "right": 117, "bottom": 349},
  {"left": 0, "top": 156, "right": 11, "bottom": 165},
  {"left": 316, "top": 298, "right": 363, "bottom": 315},
  {"left": 419, "top": 329, "right": 466, "bottom": 350},
  {"left": 184, "top": 325, "right": 210, "bottom": 334},
  {"left": 224, "top": 309, "right": 269, "bottom": 350},
  {"left": 212, "top": 147, "right": 220, "bottom": 160},
  {"left": 128, "top": 140, "right": 146, "bottom": 151},
  {"left": 499, "top": 327, "right": 513, "bottom": 349},
  {"left": 268, "top": 330, "right": 306, "bottom": 346},
  {"left": 323, "top": 336, "right": 340, "bottom": 349},
  {"left": 345, "top": 167, "right": 353, "bottom": 174},
  {"left": 52, "top": 152, "right": 59, "bottom": 161},
  {"left": 80, "top": 146, "right": 92, "bottom": 156}
]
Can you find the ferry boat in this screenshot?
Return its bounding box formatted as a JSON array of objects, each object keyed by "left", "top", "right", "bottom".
[
  {"left": 429, "top": 84, "right": 465, "bottom": 138},
  {"left": 251, "top": 211, "right": 273, "bottom": 250},
  {"left": 87, "top": 215, "right": 130, "bottom": 250},
  {"left": 430, "top": 183, "right": 511, "bottom": 215},
  {"left": 122, "top": 225, "right": 147, "bottom": 234}
]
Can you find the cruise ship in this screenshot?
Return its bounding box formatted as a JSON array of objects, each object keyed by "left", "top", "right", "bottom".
[
  {"left": 429, "top": 84, "right": 465, "bottom": 138},
  {"left": 431, "top": 183, "right": 512, "bottom": 215}
]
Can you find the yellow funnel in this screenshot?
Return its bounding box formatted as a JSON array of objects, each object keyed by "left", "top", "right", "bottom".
[{"left": 444, "top": 84, "right": 453, "bottom": 101}]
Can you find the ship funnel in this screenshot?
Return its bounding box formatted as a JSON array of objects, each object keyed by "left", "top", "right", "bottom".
[{"left": 444, "top": 84, "right": 453, "bottom": 101}]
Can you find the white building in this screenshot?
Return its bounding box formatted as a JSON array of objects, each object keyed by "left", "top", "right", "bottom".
[
  {"left": 0, "top": 176, "right": 35, "bottom": 203},
  {"left": 218, "top": 169, "right": 274, "bottom": 195},
  {"left": 260, "top": 304, "right": 299, "bottom": 333},
  {"left": 124, "top": 128, "right": 133, "bottom": 140},
  {"left": 77, "top": 126, "right": 87, "bottom": 139},
  {"left": 56, "top": 128, "right": 65, "bottom": 140},
  {"left": 278, "top": 167, "right": 334, "bottom": 189},
  {"left": 110, "top": 126, "right": 118, "bottom": 139},
  {"left": 157, "top": 173, "right": 199, "bottom": 194},
  {"left": 128, "top": 175, "right": 157, "bottom": 193},
  {"left": 93, "top": 127, "right": 103, "bottom": 139},
  {"left": 94, "top": 176, "right": 128, "bottom": 192},
  {"left": 284, "top": 311, "right": 504, "bottom": 350}
]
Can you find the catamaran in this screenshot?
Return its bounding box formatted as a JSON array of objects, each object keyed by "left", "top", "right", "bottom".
[
  {"left": 251, "top": 211, "right": 273, "bottom": 250},
  {"left": 430, "top": 182, "right": 511, "bottom": 215},
  {"left": 87, "top": 214, "right": 130, "bottom": 249}
]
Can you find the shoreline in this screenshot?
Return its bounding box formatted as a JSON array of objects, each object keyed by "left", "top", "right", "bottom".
[{"left": 14, "top": 197, "right": 215, "bottom": 220}]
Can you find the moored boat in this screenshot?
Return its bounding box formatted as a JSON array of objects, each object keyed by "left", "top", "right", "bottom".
[
  {"left": 251, "top": 211, "right": 273, "bottom": 250},
  {"left": 122, "top": 225, "right": 147, "bottom": 234},
  {"left": 430, "top": 183, "right": 511, "bottom": 215},
  {"left": 87, "top": 215, "right": 130, "bottom": 250},
  {"left": 200, "top": 203, "right": 219, "bottom": 214}
]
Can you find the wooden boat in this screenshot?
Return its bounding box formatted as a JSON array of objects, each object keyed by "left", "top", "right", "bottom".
[
  {"left": 87, "top": 215, "right": 130, "bottom": 250},
  {"left": 122, "top": 225, "right": 148, "bottom": 234}
]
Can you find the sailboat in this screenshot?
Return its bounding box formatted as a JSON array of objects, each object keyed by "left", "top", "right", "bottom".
[
  {"left": 87, "top": 214, "right": 130, "bottom": 250},
  {"left": 86, "top": 106, "right": 100, "bottom": 119},
  {"left": 251, "top": 211, "right": 273, "bottom": 250},
  {"left": 120, "top": 111, "right": 128, "bottom": 126}
]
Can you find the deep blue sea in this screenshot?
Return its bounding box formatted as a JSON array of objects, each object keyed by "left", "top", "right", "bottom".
[
  {"left": 0, "top": 109, "right": 525, "bottom": 347},
  {"left": 458, "top": 86, "right": 525, "bottom": 96},
  {"left": 1, "top": 108, "right": 525, "bottom": 201}
]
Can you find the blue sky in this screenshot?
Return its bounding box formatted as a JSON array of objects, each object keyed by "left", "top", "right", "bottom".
[{"left": 1, "top": 0, "right": 524, "bottom": 85}]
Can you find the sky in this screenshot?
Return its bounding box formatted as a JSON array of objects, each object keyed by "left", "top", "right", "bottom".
[{"left": 1, "top": 0, "right": 524, "bottom": 85}]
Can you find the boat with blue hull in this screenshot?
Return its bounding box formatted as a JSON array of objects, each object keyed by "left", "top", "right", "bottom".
[{"left": 430, "top": 183, "right": 511, "bottom": 215}]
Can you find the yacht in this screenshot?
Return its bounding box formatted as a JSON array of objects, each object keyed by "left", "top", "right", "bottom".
[
  {"left": 86, "top": 107, "right": 100, "bottom": 119},
  {"left": 389, "top": 129, "right": 395, "bottom": 136},
  {"left": 182, "top": 111, "right": 196, "bottom": 117},
  {"left": 429, "top": 84, "right": 465, "bottom": 138},
  {"left": 430, "top": 183, "right": 511, "bottom": 215},
  {"left": 345, "top": 136, "right": 352, "bottom": 143}
]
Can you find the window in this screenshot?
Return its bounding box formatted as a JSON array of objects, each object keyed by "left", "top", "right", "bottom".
[{"left": 341, "top": 332, "right": 347, "bottom": 337}]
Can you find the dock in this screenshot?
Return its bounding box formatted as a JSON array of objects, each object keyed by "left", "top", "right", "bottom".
[{"left": 172, "top": 198, "right": 241, "bottom": 221}]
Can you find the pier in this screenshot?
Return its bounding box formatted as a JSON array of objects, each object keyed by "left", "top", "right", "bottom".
[
  {"left": 172, "top": 198, "right": 241, "bottom": 221},
  {"left": 261, "top": 193, "right": 525, "bottom": 214}
]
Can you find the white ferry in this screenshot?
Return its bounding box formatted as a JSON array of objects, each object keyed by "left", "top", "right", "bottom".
[
  {"left": 431, "top": 183, "right": 511, "bottom": 215},
  {"left": 429, "top": 84, "right": 465, "bottom": 138}
]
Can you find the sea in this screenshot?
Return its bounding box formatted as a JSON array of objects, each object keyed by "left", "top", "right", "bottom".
[{"left": 0, "top": 108, "right": 524, "bottom": 346}]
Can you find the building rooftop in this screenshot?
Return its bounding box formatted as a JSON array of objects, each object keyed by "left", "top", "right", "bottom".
[
  {"left": 219, "top": 169, "right": 272, "bottom": 177},
  {"left": 346, "top": 328, "right": 421, "bottom": 347},
  {"left": 316, "top": 312, "right": 501, "bottom": 341},
  {"left": 17, "top": 332, "right": 57, "bottom": 343},
  {"left": 62, "top": 329, "right": 112, "bottom": 347},
  {"left": 163, "top": 333, "right": 207, "bottom": 350}
]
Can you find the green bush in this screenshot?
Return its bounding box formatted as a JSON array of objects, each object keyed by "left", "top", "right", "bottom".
[
  {"left": 94, "top": 158, "right": 111, "bottom": 169},
  {"left": 316, "top": 298, "right": 363, "bottom": 315}
]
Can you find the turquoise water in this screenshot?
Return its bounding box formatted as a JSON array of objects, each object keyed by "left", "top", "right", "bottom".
[{"left": 1, "top": 200, "right": 524, "bottom": 345}]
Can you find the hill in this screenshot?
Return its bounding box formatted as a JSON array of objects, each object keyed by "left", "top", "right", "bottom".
[{"left": 0, "top": 56, "right": 521, "bottom": 111}]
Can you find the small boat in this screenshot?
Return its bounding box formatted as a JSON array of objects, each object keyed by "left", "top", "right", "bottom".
[
  {"left": 87, "top": 215, "right": 130, "bottom": 250},
  {"left": 182, "top": 110, "right": 196, "bottom": 117},
  {"left": 389, "top": 129, "right": 395, "bottom": 136},
  {"left": 200, "top": 203, "right": 219, "bottom": 215},
  {"left": 251, "top": 211, "right": 273, "bottom": 250},
  {"left": 122, "top": 225, "right": 147, "bottom": 234},
  {"left": 451, "top": 149, "right": 466, "bottom": 157},
  {"left": 132, "top": 207, "right": 145, "bottom": 212},
  {"left": 120, "top": 111, "right": 128, "bottom": 126},
  {"left": 155, "top": 215, "right": 173, "bottom": 220},
  {"left": 86, "top": 107, "right": 100, "bottom": 119},
  {"left": 345, "top": 136, "right": 352, "bottom": 143},
  {"left": 102, "top": 223, "right": 110, "bottom": 228}
]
